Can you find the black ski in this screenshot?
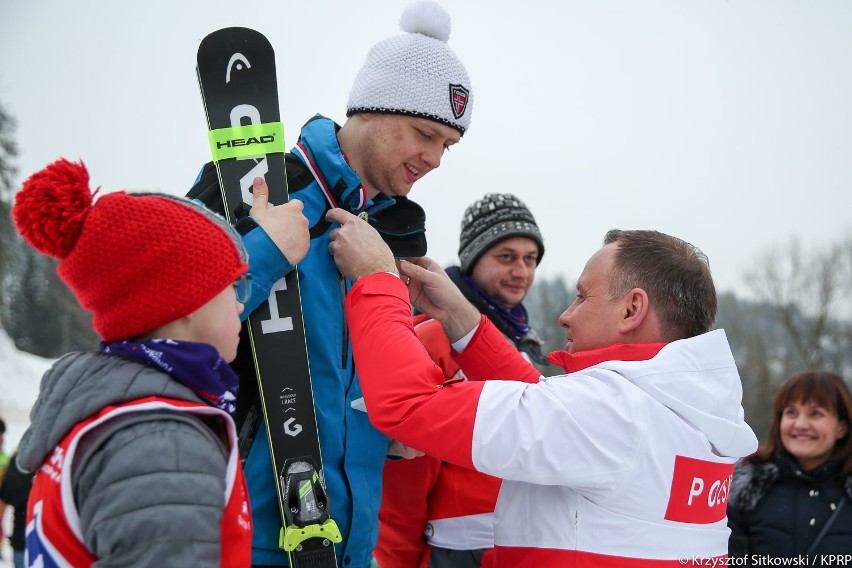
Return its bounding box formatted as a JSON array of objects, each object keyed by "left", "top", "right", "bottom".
[{"left": 196, "top": 27, "right": 340, "bottom": 567}]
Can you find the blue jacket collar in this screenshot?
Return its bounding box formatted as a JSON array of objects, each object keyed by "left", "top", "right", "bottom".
[{"left": 292, "top": 115, "right": 394, "bottom": 216}]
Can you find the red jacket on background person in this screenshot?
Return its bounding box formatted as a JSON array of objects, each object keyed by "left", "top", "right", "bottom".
[
  {"left": 375, "top": 193, "right": 546, "bottom": 568},
  {"left": 375, "top": 312, "right": 539, "bottom": 568}
]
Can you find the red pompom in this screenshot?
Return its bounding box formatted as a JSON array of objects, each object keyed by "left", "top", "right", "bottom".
[{"left": 13, "top": 159, "right": 95, "bottom": 260}]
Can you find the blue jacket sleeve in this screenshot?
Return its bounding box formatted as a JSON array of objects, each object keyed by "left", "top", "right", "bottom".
[{"left": 241, "top": 221, "right": 295, "bottom": 319}]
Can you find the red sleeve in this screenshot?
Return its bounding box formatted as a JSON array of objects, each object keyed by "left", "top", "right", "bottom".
[
  {"left": 375, "top": 319, "right": 456, "bottom": 566},
  {"left": 415, "top": 318, "right": 462, "bottom": 381},
  {"left": 346, "top": 273, "right": 482, "bottom": 470},
  {"left": 375, "top": 455, "right": 441, "bottom": 567},
  {"left": 454, "top": 317, "right": 542, "bottom": 384}
]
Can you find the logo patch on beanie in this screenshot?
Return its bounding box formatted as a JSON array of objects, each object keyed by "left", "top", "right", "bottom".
[{"left": 449, "top": 84, "right": 469, "bottom": 119}]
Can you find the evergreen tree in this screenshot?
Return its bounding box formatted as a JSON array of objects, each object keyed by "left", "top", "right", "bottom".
[
  {"left": 0, "top": 99, "right": 19, "bottom": 315},
  {"left": 0, "top": 98, "right": 97, "bottom": 357},
  {"left": 523, "top": 273, "right": 574, "bottom": 375}
]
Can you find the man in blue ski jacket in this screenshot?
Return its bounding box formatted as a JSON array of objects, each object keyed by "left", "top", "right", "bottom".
[{"left": 187, "top": 1, "right": 474, "bottom": 566}]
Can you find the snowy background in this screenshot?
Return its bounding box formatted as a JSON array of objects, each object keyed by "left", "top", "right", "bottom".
[
  {"left": 1, "top": 0, "right": 852, "bottom": 560},
  {"left": 0, "top": 328, "right": 51, "bottom": 456},
  {"left": 2, "top": 0, "right": 852, "bottom": 297},
  {"left": 0, "top": 330, "right": 53, "bottom": 565}
]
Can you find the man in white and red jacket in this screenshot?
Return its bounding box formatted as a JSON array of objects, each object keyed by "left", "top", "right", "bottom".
[
  {"left": 326, "top": 211, "right": 758, "bottom": 568},
  {"left": 375, "top": 193, "right": 547, "bottom": 568}
]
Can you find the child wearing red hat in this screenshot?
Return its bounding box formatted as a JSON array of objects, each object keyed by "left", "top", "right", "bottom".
[{"left": 9, "top": 158, "right": 290, "bottom": 567}]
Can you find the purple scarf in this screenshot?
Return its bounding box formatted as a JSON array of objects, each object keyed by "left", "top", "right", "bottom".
[
  {"left": 462, "top": 273, "right": 530, "bottom": 343},
  {"left": 100, "top": 339, "right": 239, "bottom": 416}
]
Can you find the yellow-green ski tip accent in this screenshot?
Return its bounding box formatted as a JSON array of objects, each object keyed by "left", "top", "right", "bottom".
[
  {"left": 208, "top": 121, "right": 285, "bottom": 162},
  {"left": 280, "top": 519, "right": 343, "bottom": 551}
]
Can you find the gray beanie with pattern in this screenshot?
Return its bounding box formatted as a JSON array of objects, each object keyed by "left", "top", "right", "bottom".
[
  {"left": 346, "top": 0, "right": 473, "bottom": 135},
  {"left": 458, "top": 193, "right": 544, "bottom": 273}
]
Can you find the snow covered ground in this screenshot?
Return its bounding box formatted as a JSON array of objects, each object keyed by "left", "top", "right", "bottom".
[
  {"left": 0, "top": 328, "right": 52, "bottom": 452},
  {"left": 0, "top": 328, "right": 54, "bottom": 567}
]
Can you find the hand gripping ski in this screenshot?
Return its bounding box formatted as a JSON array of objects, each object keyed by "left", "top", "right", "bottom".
[{"left": 196, "top": 27, "right": 340, "bottom": 567}]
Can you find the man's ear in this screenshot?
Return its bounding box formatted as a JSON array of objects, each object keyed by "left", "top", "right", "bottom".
[{"left": 618, "top": 288, "right": 649, "bottom": 334}]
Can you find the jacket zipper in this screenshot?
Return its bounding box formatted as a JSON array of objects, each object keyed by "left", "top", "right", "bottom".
[{"left": 339, "top": 271, "right": 348, "bottom": 369}]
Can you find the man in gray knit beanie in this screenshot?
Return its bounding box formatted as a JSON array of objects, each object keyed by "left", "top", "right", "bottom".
[{"left": 458, "top": 193, "right": 545, "bottom": 275}]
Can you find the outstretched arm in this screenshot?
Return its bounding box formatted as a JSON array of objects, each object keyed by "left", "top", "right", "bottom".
[
  {"left": 325, "top": 207, "right": 480, "bottom": 340},
  {"left": 345, "top": 273, "right": 483, "bottom": 469},
  {"left": 327, "top": 206, "right": 538, "bottom": 386},
  {"left": 346, "top": 273, "right": 642, "bottom": 489},
  {"left": 399, "top": 258, "right": 540, "bottom": 384},
  {"left": 398, "top": 257, "right": 482, "bottom": 343}
]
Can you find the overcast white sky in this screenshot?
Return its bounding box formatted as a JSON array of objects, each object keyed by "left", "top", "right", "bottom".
[{"left": 2, "top": 0, "right": 850, "bottom": 296}]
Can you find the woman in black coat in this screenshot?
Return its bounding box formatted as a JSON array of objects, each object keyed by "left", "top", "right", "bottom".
[{"left": 728, "top": 371, "right": 852, "bottom": 558}]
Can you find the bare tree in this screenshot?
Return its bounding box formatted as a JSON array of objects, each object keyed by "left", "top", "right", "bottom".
[
  {"left": 716, "top": 235, "right": 852, "bottom": 443},
  {"left": 745, "top": 236, "right": 852, "bottom": 371}
]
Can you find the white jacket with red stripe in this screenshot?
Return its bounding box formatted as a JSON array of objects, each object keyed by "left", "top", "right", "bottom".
[{"left": 347, "top": 274, "right": 758, "bottom": 567}]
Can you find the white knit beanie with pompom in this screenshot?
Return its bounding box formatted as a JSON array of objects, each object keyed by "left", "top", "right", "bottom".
[{"left": 346, "top": 0, "right": 473, "bottom": 135}]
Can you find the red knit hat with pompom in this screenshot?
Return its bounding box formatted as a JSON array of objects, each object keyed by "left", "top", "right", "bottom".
[{"left": 13, "top": 158, "right": 248, "bottom": 342}]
